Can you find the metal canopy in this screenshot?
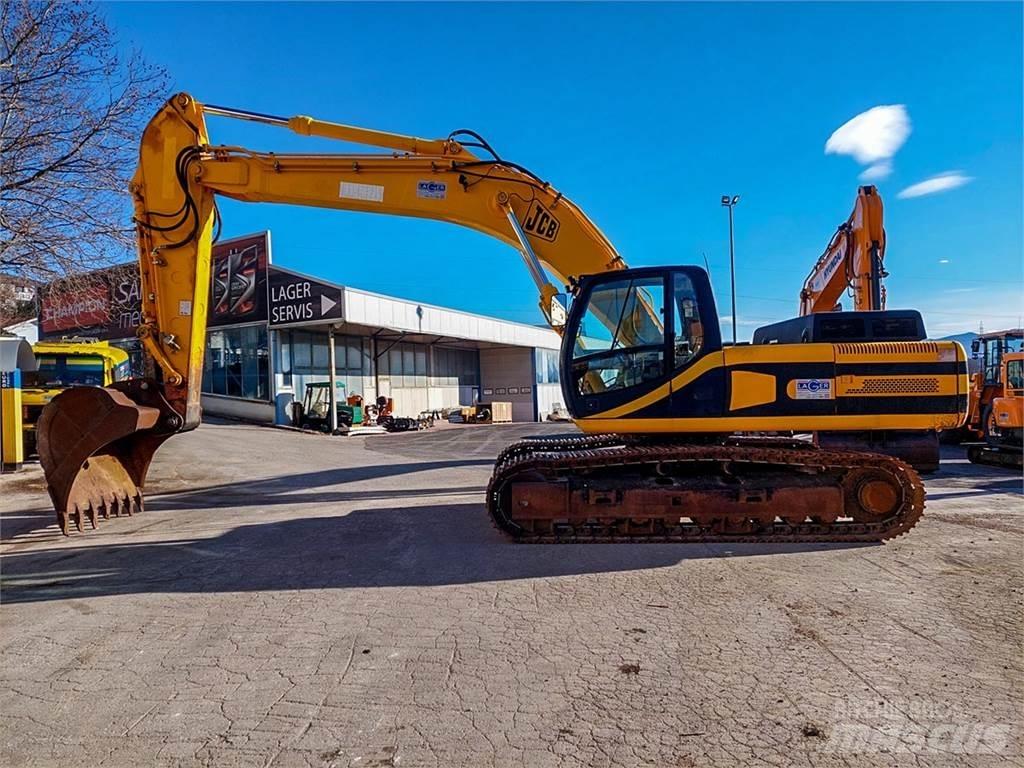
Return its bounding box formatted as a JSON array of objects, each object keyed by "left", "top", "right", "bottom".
[{"left": 0, "top": 337, "right": 37, "bottom": 372}]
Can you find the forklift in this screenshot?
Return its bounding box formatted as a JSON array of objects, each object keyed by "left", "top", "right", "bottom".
[{"left": 293, "top": 382, "right": 354, "bottom": 434}]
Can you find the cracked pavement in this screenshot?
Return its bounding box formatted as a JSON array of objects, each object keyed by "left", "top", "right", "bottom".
[{"left": 1, "top": 422, "right": 1021, "bottom": 766}]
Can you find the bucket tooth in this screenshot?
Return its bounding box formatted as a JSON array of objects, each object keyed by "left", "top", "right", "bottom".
[
  {"left": 100, "top": 495, "right": 112, "bottom": 521},
  {"left": 37, "top": 382, "right": 176, "bottom": 534}
]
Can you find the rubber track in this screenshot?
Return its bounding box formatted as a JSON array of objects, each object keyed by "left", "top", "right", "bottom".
[
  {"left": 487, "top": 437, "right": 926, "bottom": 544},
  {"left": 967, "top": 444, "right": 1024, "bottom": 470}
]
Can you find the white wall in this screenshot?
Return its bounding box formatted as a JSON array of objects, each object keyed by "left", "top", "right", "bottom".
[
  {"left": 3, "top": 320, "right": 38, "bottom": 344},
  {"left": 535, "top": 383, "right": 565, "bottom": 421},
  {"left": 345, "top": 288, "right": 560, "bottom": 350},
  {"left": 379, "top": 381, "right": 470, "bottom": 418}
]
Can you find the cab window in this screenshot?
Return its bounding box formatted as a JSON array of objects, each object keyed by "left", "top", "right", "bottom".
[
  {"left": 672, "top": 273, "right": 704, "bottom": 368},
  {"left": 1007, "top": 359, "right": 1023, "bottom": 391},
  {"left": 985, "top": 338, "right": 1024, "bottom": 385},
  {"left": 35, "top": 355, "right": 106, "bottom": 387},
  {"left": 572, "top": 276, "right": 665, "bottom": 395}
]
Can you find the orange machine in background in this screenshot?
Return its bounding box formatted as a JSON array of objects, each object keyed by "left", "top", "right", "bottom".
[
  {"left": 964, "top": 330, "right": 1023, "bottom": 439},
  {"left": 799, "top": 185, "right": 886, "bottom": 315},
  {"left": 968, "top": 349, "right": 1023, "bottom": 468}
]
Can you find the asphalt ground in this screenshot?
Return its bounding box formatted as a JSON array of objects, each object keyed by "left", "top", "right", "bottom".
[{"left": 0, "top": 421, "right": 1021, "bottom": 767}]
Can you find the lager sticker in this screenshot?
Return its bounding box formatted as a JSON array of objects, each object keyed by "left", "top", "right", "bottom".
[
  {"left": 416, "top": 180, "right": 447, "bottom": 199},
  {"left": 794, "top": 378, "right": 833, "bottom": 400}
]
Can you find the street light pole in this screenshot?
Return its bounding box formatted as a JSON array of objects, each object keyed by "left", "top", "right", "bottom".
[{"left": 721, "top": 195, "right": 741, "bottom": 344}]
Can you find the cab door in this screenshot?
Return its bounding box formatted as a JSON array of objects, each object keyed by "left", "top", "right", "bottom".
[
  {"left": 563, "top": 271, "right": 671, "bottom": 418},
  {"left": 561, "top": 267, "right": 723, "bottom": 422},
  {"left": 667, "top": 270, "right": 724, "bottom": 418}
]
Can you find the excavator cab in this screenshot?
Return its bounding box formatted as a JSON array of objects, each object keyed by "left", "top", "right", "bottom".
[{"left": 562, "top": 266, "right": 722, "bottom": 419}]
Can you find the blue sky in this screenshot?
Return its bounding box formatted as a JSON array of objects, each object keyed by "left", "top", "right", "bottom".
[{"left": 105, "top": 2, "right": 1022, "bottom": 337}]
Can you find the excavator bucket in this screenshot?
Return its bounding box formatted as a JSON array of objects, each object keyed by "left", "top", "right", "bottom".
[{"left": 37, "top": 380, "right": 178, "bottom": 534}]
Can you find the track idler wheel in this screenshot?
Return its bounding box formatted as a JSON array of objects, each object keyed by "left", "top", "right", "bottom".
[
  {"left": 37, "top": 380, "right": 179, "bottom": 534},
  {"left": 842, "top": 467, "right": 905, "bottom": 523}
]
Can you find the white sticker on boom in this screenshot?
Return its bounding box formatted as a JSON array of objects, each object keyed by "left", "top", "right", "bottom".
[
  {"left": 179, "top": 300, "right": 192, "bottom": 316},
  {"left": 794, "top": 378, "right": 833, "bottom": 400},
  {"left": 339, "top": 181, "right": 384, "bottom": 203}
]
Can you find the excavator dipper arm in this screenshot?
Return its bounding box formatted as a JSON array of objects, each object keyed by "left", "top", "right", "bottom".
[{"left": 799, "top": 185, "right": 886, "bottom": 315}]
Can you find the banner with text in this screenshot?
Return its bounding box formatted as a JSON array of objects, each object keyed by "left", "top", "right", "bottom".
[
  {"left": 268, "top": 267, "right": 343, "bottom": 328},
  {"left": 39, "top": 263, "right": 142, "bottom": 340}
]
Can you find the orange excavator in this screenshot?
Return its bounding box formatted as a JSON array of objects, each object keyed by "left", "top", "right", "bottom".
[
  {"left": 754, "top": 186, "right": 941, "bottom": 471},
  {"left": 37, "top": 95, "right": 968, "bottom": 541},
  {"left": 755, "top": 186, "right": 903, "bottom": 345},
  {"left": 801, "top": 185, "right": 887, "bottom": 315}
]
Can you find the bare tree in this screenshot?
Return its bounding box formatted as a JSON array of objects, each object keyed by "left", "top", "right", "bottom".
[{"left": 0, "top": 1, "right": 167, "bottom": 284}]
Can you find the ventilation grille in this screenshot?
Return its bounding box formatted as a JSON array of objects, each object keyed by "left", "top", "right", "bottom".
[
  {"left": 845, "top": 377, "right": 940, "bottom": 395},
  {"left": 836, "top": 342, "right": 941, "bottom": 356}
]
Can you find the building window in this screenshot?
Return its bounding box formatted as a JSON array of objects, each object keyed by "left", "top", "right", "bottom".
[
  {"left": 287, "top": 331, "right": 370, "bottom": 377},
  {"left": 535, "top": 348, "right": 560, "bottom": 384},
  {"left": 203, "top": 325, "right": 270, "bottom": 401},
  {"left": 277, "top": 331, "right": 293, "bottom": 387},
  {"left": 429, "top": 346, "right": 479, "bottom": 387}
]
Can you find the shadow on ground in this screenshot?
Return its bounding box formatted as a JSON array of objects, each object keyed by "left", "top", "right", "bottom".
[
  {"left": 5, "top": 445, "right": 1018, "bottom": 604},
  {"left": 924, "top": 475, "right": 1023, "bottom": 500},
  {"left": 144, "top": 460, "right": 497, "bottom": 510},
  {"left": 0, "top": 460, "right": 496, "bottom": 541},
  {"left": 0, "top": 497, "right": 869, "bottom": 604}
]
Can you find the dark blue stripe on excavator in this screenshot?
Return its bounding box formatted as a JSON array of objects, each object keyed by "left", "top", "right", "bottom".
[
  {"left": 835, "top": 394, "right": 966, "bottom": 415},
  {"left": 589, "top": 360, "right": 965, "bottom": 421},
  {"left": 628, "top": 363, "right": 836, "bottom": 420},
  {"left": 728, "top": 391, "right": 965, "bottom": 419},
  {"left": 627, "top": 366, "right": 727, "bottom": 419}
]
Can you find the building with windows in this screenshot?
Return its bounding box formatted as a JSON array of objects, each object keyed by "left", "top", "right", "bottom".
[
  {"left": 199, "top": 265, "right": 565, "bottom": 425},
  {"left": 34, "top": 232, "right": 564, "bottom": 425}
]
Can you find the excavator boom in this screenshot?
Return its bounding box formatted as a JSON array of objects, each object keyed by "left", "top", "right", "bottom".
[
  {"left": 800, "top": 185, "right": 886, "bottom": 315},
  {"left": 38, "top": 92, "right": 628, "bottom": 531}
]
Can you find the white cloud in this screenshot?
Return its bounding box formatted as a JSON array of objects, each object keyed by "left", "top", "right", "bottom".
[
  {"left": 825, "top": 105, "right": 911, "bottom": 180},
  {"left": 859, "top": 161, "right": 892, "bottom": 181},
  {"left": 897, "top": 171, "right": 973, "bottom": 199}
]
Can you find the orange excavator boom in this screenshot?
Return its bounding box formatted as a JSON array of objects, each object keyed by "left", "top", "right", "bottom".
[{"left": 799, "top": 185, "right": 886, "bottom": 315}]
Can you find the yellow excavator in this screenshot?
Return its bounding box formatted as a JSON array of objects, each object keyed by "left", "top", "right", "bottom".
[
  {"left": 754, "top": 186, "right": 941, "bottom": 471},
  {"left": 38, "top": 93, "right": 968, "bottom": 541}
]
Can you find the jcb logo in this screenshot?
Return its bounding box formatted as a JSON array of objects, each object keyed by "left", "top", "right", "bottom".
[{"left": 521, "top": 201, "right": 560, "bottom": 242}]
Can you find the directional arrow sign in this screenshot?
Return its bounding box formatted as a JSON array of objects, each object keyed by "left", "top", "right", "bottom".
[
  {"left": 320, "top": 293, "right": 337, "bottom": 316},
  {"left": 268, "top": 267, "right": 344, "bottom": 327}
]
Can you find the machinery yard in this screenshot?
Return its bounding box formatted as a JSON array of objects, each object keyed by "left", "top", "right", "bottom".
[
  {"left": 1, "top": 422, "right": 1021, "bottom": 767},
  {"left": 1, "top": 3, "right": 1021, "bottom": 766}
]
